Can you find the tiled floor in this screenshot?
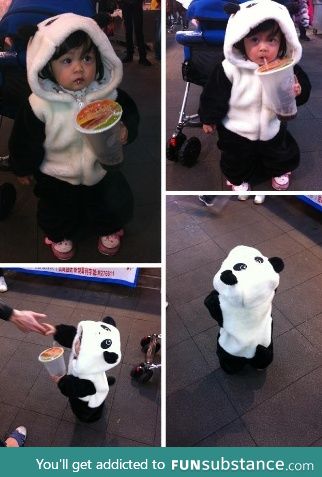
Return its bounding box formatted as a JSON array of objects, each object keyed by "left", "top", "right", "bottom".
[
  {"left": 0, "top": 41, "right": 160, "bottom": 263},
  {"left": 166, "top": 30, "right": 322, "bottom": 191},
  {"left": 166, "top": 195, "right": 322, "bottom": 446},
  {"left": 0, "top": 270, "right": 161, "bottom": 446}
]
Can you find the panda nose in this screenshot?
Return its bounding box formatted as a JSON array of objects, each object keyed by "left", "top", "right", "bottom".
[{"left": 220, "top": 269, "right": 238, "bottom": 285}]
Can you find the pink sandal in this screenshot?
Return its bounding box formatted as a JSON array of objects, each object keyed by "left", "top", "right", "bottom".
[
  {"left": 272, "top": 173, "right": 291, "bottom": 191},
  {"left": 45, "top": 237, "right": 75, "bottom": 260},
  {"left": 98, "top": 229, "right": 124, "bottom": 256}
]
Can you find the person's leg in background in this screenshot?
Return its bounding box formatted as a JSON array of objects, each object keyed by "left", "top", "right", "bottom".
[
  {"left": 133, "top": 0, "right": 151, "bottom": 65},
  {"left": 0, "top": 268, "right": 8, "bottom": 292},
  {"left": 121, "top": 4, "right": 135, "bottom": 63}
]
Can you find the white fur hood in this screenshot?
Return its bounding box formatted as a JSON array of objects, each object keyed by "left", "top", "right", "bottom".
[
  {"left": 224, "top": 0, "right": 302, "bottom": 70},
  {"left": 27, "top": 13, "right": 122, "bottom": 103}
]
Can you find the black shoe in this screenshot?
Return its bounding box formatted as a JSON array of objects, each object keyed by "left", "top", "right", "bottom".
[
  {"left": 299, "top": 34, "right": 310, "bottom": 41},
  {"left": 139, "top": 58, "right": 152, "bottom": 66},
  {"left": 198, "top": 195, "right": 216, "bottom": 207},
  {"left": 122, "top": 54, "right": 133, "bottom": 63},
  {"left": 0, "top": 183, "right": 16, "bottom": 220}
]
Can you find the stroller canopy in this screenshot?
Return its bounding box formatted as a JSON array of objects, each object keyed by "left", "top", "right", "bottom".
[{"left": 0, "top": 0, "right": 97, "bottom": 38}]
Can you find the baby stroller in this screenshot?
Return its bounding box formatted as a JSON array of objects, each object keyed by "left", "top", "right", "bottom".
[
  {"left": 167, "top": 0, "right": 229, "bottom": 167},
  {"left": 130, "top": 334, "right": 161, "bottom": 383}
]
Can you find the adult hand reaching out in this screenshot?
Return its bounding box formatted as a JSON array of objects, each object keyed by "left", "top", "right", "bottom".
[{"left": 10, "top": 309, "right": 51, "bottom": 334}]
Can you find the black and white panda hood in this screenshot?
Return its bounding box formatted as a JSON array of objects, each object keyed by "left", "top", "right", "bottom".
[
  {"left": 224, "top": 0, "right": 302, "bottom": 70},
  {"left": 27, "top": 12, "right": 122, "bottom": 103},
  {"left": 68, "top": 319, "right": 121, "bottom": 408},
  {"left": 213, "top": 245, "right": 284, "bottom": 358}
]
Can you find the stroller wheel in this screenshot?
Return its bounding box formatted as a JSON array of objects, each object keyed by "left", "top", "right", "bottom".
[
  {"left": 130, "top": 365, "right": 153, "bottom": 383},
  {"left": 166, "top": 132, "right": 187, "bottom": 161},
  {"left": 178, "top": 137, "right": 201, "bottom": 167}
]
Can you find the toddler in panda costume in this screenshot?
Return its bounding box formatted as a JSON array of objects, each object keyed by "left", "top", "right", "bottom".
[
  {"left": 204, "top": 245, "right": 284, "bottom": 374},
  {"left": 10, "top": 13, "right": 139, "bottom": 260},
  {"left": 199, "top": 0, "right": 311, "bottom": 191},
  {"left": 46, "top": 316, "right": 121, "bottom": 422}
]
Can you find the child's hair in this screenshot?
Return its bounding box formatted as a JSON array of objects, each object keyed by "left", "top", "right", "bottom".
[
  {"left": 39, "top": 30, "right": 104, "bottom": 82},
  {"left": 233, "top": 20, "right": 287, "bottom": 59}
]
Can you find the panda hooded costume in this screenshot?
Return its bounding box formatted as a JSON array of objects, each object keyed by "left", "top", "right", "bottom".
[
  {"left": 54, "top": 316, "right": 121, "bottom": 422},
  {"left": 205, "top": 245, "right": 284, "bottom": 374},
  {"left": 199, "top": 0, "right": 311, "bottom": 186}
]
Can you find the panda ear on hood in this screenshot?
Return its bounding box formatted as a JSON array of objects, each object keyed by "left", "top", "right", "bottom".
[
  {"left": 224, "top": 1, "right": 240, "bottom": 15},
  {"left": 102, "top": 316, "right": 117, "bottom": 328},
  {"left": 103, "top": 351, "right": 119, "bottom": 364},
  {"left": 16, "top": 24, "right": 38, "bottom": 42},
  {"left": 269, "top": 257, "right": 284, "bottom": 273}
]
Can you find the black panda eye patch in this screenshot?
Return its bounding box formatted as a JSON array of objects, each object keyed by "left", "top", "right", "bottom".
[
  {"left": 101, "top": 325, "right": 111, "bottom": 332},
  {"left": 101, "top": 339, "right": 112, "bottom": 349},
  {"left": 255, "top": 256, "right": 264, "bottom": 263},
  {"left": 233, "top": 263, "right": 247, "bottom": 271}
]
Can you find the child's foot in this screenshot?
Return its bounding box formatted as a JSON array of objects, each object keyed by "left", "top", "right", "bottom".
[
  {"left": 231, "top": 182, "right": 250, "bottom": 192},
  {"left": 98, "top": 230, "right": 124, "bottom": 256},
  {"left": 0, "top": 276, "right": 8, "bottom": 292},
  {"left": 5, "top": 426, "right": 27, "bottom": 447},
  {"left": 272, "top": 173, "right": 290, "bottom": 191},
  {"left": 238, "top": 194, "right": 250, "bottom": 201},
  {"left": 45, "top": 238, "right": 75, "bottom": 260}
]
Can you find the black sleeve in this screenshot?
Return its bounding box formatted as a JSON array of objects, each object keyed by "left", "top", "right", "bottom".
[
  {"left": 116, "top": 88, "right": 140, "bottom": 144},
  {"left": 198, "top": 62, "right": 232, "bottom": 125},
  {"left": 54, "top": 324, "right": 77, "bottom": 348},
  {"left": 9, "top": 99, "right": 45, "bottom": 177},
  {"left": 294, "top": 64, "right": 311, "bottom": 106},
  {"left": 204, "top": 290, "right": 223, "bottom": 327},
  {"left": 0, "top": 300, "right": 13, "bottom": 321},
  {"left": 58, "top": 375, "right": 96, "bottom": 398}
]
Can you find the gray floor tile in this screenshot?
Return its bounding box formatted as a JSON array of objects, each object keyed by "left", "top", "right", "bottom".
[
  {"left": 52, "top": 420, "right": 105, "bottom": 447},
  {"left": 275, "top": 274, "right": 322, "bottom": 325},
  {"left": 167, "top": 373, "right": 238, "bottom": 446},
  {"left": 297, "top": 313, "right": 322, "bottom": 351},
  {"left": 167, "top": 338, "right": 212, "bottom": 395},
  {"left": 242, "top": 367, "right": 322, "bottom": 446},
  {"left": 195, "top": 419, "right": 256, "bottom": 447},
  {"left": 11, "top": 409, "right": 61, "bottom": 446},
  {"left": 107, "top": 364, "right": 160, "bottom": 445},
  {"left": 166, "top": 304, "right": 190, "bottom": 349}
]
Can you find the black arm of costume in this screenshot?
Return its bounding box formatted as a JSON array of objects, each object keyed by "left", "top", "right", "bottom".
[
  {"left": 9, "top": 99, "right": 45, "bottom": 177},
  {"left": 97, "top": 0, "right": 117, "bottom": 13},
  {"left": 54, "top": 325, "right": 77, "bottom": 348},
  {"left": 0, "top": 299, "right": 13, "bottom": 321},
  {"left": 116, "top": 88, "right": 140, "bottom": 144},
  {"left": 58, "top": 375, "right": 96, "bottom": 398},
  {"left": 198, "top": 63, "right": 232, "bottom": 125},
  {"left": 204, "top": 290, "right": 223, "bottom": 327},
  {"left": 294, "top": 64, "right": 311, "bottom": 106}
]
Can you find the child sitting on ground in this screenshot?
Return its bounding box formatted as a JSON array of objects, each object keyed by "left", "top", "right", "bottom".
[
  {"left": 45, "top": 316, "right": 121, "bottom": 423},
  {"left": 199, "top": 0, "right": 311, "bottom": 192},
  {"left": 10, "top": 13, "right": 139, "bottom": 260}
]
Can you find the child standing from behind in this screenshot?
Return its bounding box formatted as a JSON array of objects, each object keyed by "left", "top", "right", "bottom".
[
  {"left": 10, "top": 13, "right": 139, "bottom": 260},
  {"left": 44, "top": 316, "right": 121, "bottom": 423},
  {"left": 199, "top": 0, "right": 311, "bottom": 192}
]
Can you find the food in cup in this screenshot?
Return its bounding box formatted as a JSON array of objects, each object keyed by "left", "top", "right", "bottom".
[
  {"left": 257, "top": 57, "right": 293, "bottom": 74},
  {"left": 39, "top": 346, "right": 64, "bottom": 362},
  {"left": 76, "top": 99, "right": 122, "bottom": 131}
]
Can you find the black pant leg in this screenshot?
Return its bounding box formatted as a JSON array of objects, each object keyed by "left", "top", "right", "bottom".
[
  {"left": 122, "top": 6, "right": 134, "bottom": 55},
  {"left": 217, "top": 341, "right": 247, "bottom": 374},
  {"left": 34, "top": 173, "right": 81, "bottom": 242},
  {"left": 217, "top": 126, "right": 257, "bottom": 185},
  {"left": 259, "top": 125, "right": 300, "bottom": 177},
  {"left": 132, "top": 2, "right": 146, "bottom": 58},
  {"left": 84, "top": 171, "right": 134, "bottom": 236}
]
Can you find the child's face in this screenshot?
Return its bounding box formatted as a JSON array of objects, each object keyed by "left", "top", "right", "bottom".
[
  {"left": 243, "top": 30, "right": 282, "bottom": 66},
  {"left": 50, "top": 46, "right": 97, "bottom": 91}
]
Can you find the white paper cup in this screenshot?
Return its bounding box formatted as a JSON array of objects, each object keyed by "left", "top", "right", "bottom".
[
  {"left": 255, "top": 58, "right": 297, "bottom": 120},
  {"left": 75, "top": 99, "right": 123, "bottom": 165},
  {"left": 38, "top": 346, "right": 66, "bottom": 377}
]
